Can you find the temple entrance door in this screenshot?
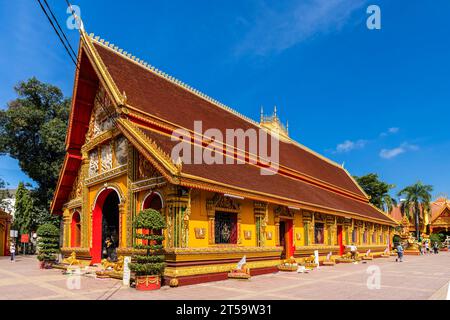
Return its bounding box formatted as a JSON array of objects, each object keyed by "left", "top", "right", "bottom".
[
  {"left": 101, "top": 192, "right": 120, "bottom": 261},
  {"left": 70, "top": 212, "right": 81, "bottom": 247},
  {"left": 91, "top": 188, "right": 120, "bottom": 264},
  {"left": 280, "top": 219, "right": 294, "bottom": 259},
  {"left": 337, "top": 226, "right": 344, "bottom": 255}
]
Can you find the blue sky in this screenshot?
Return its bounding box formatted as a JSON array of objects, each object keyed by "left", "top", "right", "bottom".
[{"left": 1, "top": 0, "right": 450, "bottom": 199}]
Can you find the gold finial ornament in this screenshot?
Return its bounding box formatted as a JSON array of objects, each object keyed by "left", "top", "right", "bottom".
[
  {"left": 260, "top": 106, "right": 290, "bottom": 142},
  {"left": 122, "top": 91, "right": 127, "bottom": 105}
]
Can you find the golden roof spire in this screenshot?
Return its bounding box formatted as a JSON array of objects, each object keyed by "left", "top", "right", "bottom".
[{"left": 260, "top": 106, "right": 290, "bottom": 142}]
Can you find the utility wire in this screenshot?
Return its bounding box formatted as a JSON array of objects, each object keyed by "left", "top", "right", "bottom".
[
  {"left": 42, "top": 0, "right": 78, "bottom": 59},
  {"left": 36, "top": 0, "right": 78, "bottom": 67},
  {"left": 39, "top": 0, "right": 120, "bottom": 128}
]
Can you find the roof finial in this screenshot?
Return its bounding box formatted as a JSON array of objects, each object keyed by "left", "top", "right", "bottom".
[
  {"left": 286, "top": 120, "right": 289, "bottom": 134},
  {"left": 274, "top": 105, "right": 277, "bottom": 118},
  {"left": 66, "top": 1, "right": 85, "bottom": 33},
  {"left": 260, "top": 106, "right": 264, "bottom": 122},
  {"left": 122, "top": 91, "right": 127, "bottom": 105}
]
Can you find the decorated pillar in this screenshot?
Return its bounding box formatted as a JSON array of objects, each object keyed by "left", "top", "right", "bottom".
[
  {"left": 127, "top": 143, "right": 136, "bottom": 248},
  {"left": 254, "top": 201, "right": 267, "bottom": 247},
  {"left": 206, "top": 198, "right": 215, "bottom": 245},
  {"left": 344, "top": 218, "right": 352, "bottom": 245},
  {"left": 166, "top": 185, "right": 190, "bottom": 248},
  {"left": 326, "top": 215, "right": 335, "bottom": 245},
  {"left": 62, "top": 211, "right": 71, "bottom": 248},
  {"left": 274, "top": 210, "right": 280, "bottom": 246},
  {"left": 80, "top": 151, "right": 90, "bottom": 248},
  {"left": 302, "top": 211, "right": 313, "bottom": 246},
  {"left": 118, "top": 202, "right": 126, "bottom": 248}
]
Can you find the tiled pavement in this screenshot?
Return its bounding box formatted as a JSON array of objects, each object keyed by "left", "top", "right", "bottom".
[{"left": 0, "top": 253, "right": 449, "bottom": 300}]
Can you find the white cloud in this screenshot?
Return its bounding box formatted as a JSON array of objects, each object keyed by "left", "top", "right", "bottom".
[
  {"left": 236, "top": 0, "right": 368, "bottom": 56},
  {"left": 380, "top": 127, "right": 400, "bottom": 137},
  {"left": 379, "top": 143, "right": 419, "bottom": 159},
  {"left": 334, "top": 139, "right": 367, "bottom": 153},
  {"left": 388, "top": 127, "right": 399, "bottom": 134}
]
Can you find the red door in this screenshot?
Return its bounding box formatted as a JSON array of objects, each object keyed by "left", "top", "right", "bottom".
[
  {"left": 337, "top": 226, "right": 344, "bottom": 255},
  {"left": 285, "top": 220, "right": 294, "bottom": 258}
]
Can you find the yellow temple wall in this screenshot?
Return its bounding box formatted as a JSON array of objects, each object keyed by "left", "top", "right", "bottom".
[
  {"left": 240, "top": 200, "right": 256, "bottom": 247},
  {"left": 293, "top": 213, "right": 303, "bottom": 247},
  {"left": 188, "top": 190, "right": 209, "bottom": 248}
]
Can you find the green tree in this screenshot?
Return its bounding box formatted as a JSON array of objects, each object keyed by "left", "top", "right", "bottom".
[
  {"left": 0, "top": 77, "right": 70, "bottom": 207},
  {"left": 397, "top": 181, "right": 433, "bottom": 240},
  {"left": 354, "top": 173, "right": 397, "bottom": 213},
  {"left": 36, "top": 223, "right": 60, "bottom": 263},
  {"left": 0, "top": 178, "right": 11, "bottom": 211},
  {"left": 12, "top": 182, "right": 33, "bottom": 235},
  {"left": 0, "top": 77, "right": 70, "bottom": 224},
  {"left": 129, "top": 209, "right": 167, "bottom": 278}
]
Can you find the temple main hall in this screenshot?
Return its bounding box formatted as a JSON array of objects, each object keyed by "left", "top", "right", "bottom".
[{"left": 51, "top": 30, "right": 397, "bottom": 285}]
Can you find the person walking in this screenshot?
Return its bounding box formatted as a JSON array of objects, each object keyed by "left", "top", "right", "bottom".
[
  {"left": 347, "top": 243, "right": 358, "bottom": 260},
  {"left": 433, "top": 242, "right": 439, "bottom": 254},
  {"left": 10, "top": 242, "right": 16, "bottom": 262},
  {"left": 396, "top": 243, "right": 404, "bottom": 262},
  {"left": 425, "top": 241, "right": 429, "bottom": 254}
]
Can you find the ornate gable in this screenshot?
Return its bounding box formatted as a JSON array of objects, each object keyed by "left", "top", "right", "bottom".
[{"left": 85, "top": 86, "right": 115, "bottom": 143}]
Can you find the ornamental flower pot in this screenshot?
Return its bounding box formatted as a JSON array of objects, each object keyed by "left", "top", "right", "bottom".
[
  {"left": 135, "top": 275, "right": 161, "bottom": 291},
  {"left": 128, "top": 208, "right": 167, "bottom": 291},
  {"left": 36, "top": 224, "right": 60, "bottom": 270}
]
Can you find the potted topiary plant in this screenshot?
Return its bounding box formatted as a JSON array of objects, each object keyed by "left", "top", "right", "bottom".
[
  {"left": 129, "top": 208, "right": 166, "bottom": 290},
  {"left": 36, "top": 223, "right": 60, "bottom": 269}
]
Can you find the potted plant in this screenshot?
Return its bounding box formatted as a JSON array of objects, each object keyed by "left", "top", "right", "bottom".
[
  {"left": 36, "top": 224, "right": 60, "bottom": 269},
  {"left": 129, "top": 208, "right": 166, "bottom": 290}
]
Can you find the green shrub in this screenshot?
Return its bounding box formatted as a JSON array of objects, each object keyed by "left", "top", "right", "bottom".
[
  {"left": 129, "top": 209, "right": 166, "bottom": 276},
  {"left": 36, "top": 224, "right": 60, "bottom": 262},
  {"left": 430, "top": 233, "right": 445, "bottom": 245}
]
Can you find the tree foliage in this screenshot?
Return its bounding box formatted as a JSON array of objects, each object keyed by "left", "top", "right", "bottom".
[
  {"left": 0, "top": 178, "right": 11, "bottom": 212},
  {"left": 12, "top": 182, "right": 33, "bottom": 234},
  {"left": 397, "top": 181, "right": 433, "bottom": 240},
  {"left": 0, "top": 77, "right": 70, "bottom": 208},
  {"left": 36, "top": 223, "right": 60, "bottom": 262},
  {"left": 354, "top": 173, "right": 397, "bottom": 212},
  {"left": 129, "top": 209, "right": 167, "bottom": 276}
]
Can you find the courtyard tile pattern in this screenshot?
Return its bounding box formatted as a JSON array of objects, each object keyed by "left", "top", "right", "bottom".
[{"left": 0, "top": 253, "right": 448, "bottom": 300}]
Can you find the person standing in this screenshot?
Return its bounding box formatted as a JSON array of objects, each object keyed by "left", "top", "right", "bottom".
[
  {"left": 425, "top": 241, "right": 429, "bottom": 254},
  {"left": 433, "top": 242, "right": 439, "bottom": 254},
  {"left": 396, "top": 243, "right": 404, "bottom": 262},
  {"left": 10, "top": 242, "right": 16, "bottom": 262},
  {"left": 347, "top": 243, "right": 358, "bottom": 260}
]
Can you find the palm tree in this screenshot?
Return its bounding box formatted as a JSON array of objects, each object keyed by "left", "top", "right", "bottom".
[
  {"left": 381, "top": 193, "right": 397, "bottom": 214},
  {"left": 354, "top": 173, "right": 397, "bottom": 212},
  {"left": 397, "top": 182, "right": 433, "bottom": 240}
]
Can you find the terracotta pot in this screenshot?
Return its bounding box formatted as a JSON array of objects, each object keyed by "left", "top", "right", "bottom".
[
  {"left": 38, "top": 261, "right": 45, "bottom": 269},
  {"left": 135, "top": 275, "right": 161, "bottom": 291}
]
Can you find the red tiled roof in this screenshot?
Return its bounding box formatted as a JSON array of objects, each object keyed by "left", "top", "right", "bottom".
[
  {"left": 93, "top": 42, "right": 365, "bottom": 197},
  {"left": 390, "top": 206, "right": 403, "bottom": 222},
  {"left": 53, "top": 35, "right": 397, "bottom": 224},
  {"left": 133, "top": 126, "right": 393, "bottom": 223},
  {"left": 431, "top": 198, "right": 450, "bottom": 222}
]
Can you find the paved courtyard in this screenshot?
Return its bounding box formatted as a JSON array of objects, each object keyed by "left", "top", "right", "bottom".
[{"left": 0, "top": 253, "right": 449, "bottom": 300}]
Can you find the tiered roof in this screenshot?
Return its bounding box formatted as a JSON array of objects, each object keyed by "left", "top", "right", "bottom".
[{"left": 51, "top": 31, "right": 397, "bottom": 225}]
